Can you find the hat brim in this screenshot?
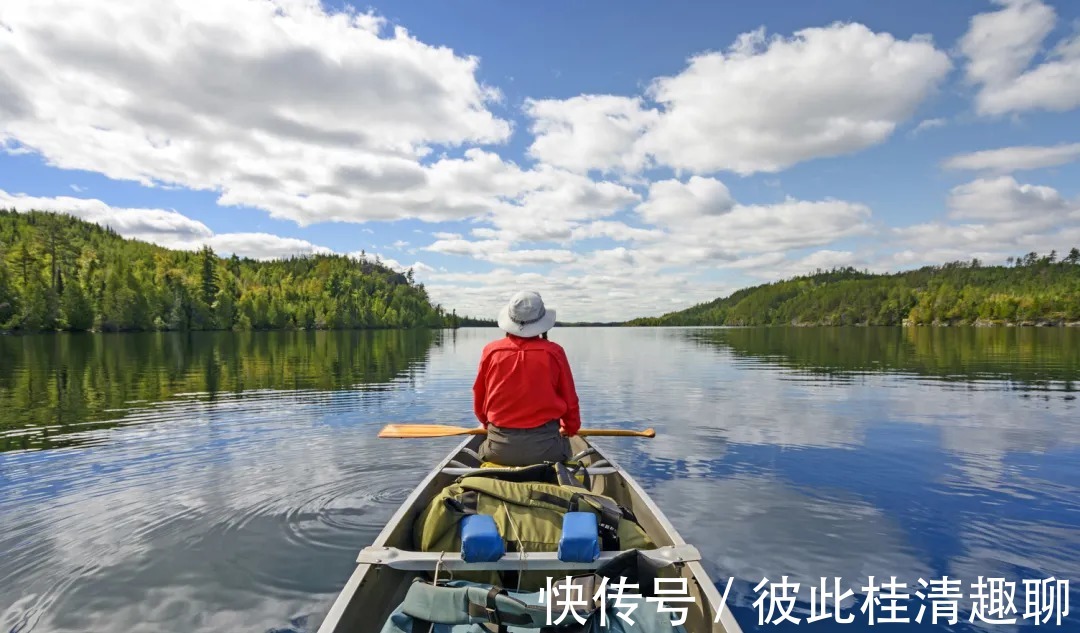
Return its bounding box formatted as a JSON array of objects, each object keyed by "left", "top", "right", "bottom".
[{"left": 497, "top": 304, "right": 556, "bottom": 337}]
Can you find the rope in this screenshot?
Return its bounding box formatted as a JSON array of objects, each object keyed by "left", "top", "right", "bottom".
[{"left": 501, "top": 500, "right": 527, "bottom": 591}]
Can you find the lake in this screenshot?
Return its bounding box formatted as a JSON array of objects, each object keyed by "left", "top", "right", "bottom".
[{"left": 1, "top": 327, "right": 1078, "bottom": 633}]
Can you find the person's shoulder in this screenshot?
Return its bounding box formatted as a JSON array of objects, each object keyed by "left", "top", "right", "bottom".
[
  {"left": 539, "top": 338, "right": 568, "bottom": 356},
  {"left": 482, "top": 337, "right": 514, "bottom": 354}
]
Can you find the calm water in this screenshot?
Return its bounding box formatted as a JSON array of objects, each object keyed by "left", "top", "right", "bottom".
[{"left": 0, "top": 327, "right": 1078, "bottom": 633}]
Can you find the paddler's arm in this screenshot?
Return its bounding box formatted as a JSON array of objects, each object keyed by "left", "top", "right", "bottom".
[
  {"left": 472, "top": 352, "right": 489, "bottom": 428},
  {"left": 554, "top": 346, "right": 581, "bottom": 436}
]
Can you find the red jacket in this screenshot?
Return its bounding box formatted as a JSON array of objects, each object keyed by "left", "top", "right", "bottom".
[{"left": 472, "top": 335, "right": 581, "bottom": 436}]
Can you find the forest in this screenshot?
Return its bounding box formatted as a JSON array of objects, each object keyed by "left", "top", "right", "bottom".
[
  {"left": 0, "top": 209, "right": 471, "bottom": 332},
  {"left": 628, "top": 252, "right": 1080, "bottom": 327}
]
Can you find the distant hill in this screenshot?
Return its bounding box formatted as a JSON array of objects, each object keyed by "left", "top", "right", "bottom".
[
  {"left": 627, "top": 252, "right": 1080, "bottom": 327},
  {"left": 0, "top": 209, "right": 474, "bottom": 332}
]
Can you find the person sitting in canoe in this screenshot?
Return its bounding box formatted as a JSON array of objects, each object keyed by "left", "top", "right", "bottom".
[{"left": 472, "top": 290, "right": 581, "bottom": 467}]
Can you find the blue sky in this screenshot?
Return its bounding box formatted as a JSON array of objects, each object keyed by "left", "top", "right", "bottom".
[{"left": 1, "top": 0, "right": 1079, "bottom": 321}]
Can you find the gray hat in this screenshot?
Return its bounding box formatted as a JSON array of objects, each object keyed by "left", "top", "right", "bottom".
[{"left": 497, "top": 290, "right": 556, "bottom": 337}]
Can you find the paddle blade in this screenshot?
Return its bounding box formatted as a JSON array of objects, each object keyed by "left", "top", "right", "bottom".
[{"left": 377, "top": 424, "right": 486, "bottom": 439}]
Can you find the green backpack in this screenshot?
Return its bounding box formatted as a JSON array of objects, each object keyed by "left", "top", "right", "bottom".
[{"left": 413, "top": 462, "right": 654, "bottom": 590}]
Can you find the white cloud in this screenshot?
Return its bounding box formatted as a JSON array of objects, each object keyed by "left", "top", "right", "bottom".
[
  {"left": 568, "top": 220, "right": 665, "bottom": 243},
  {"left": 424, "top": 175, "right": 873, "bottom": 278},
  {"left": 0, "top": 190, "right": 337, "bottom": 260},
  {"left": 910, "top": 118, "right": 947, "bottom": 135},
  {"left": 890, "top": 176, "right": 1080, "bottom": 266},
  {"left": 0, "top": 0, "right": 515, "bottom": 226},
  {"left": 423, "top": 238, "right": 577, "bottom": 266},
  {"left": 205, "top": 233, "right": 333, "bottom": 260},
  {"left": 420, "top": 266, "right": 720, "bottom": 324},
  {"left": 947, "top": 176, "right": 1073, "bottom": 221},
  {"left": 0, "top": 189, "right": 213, "bottom": 249},
  {"left": 635, "top": 177, "right": 873, "bottom": 263},
  {"left": 960, "top": 0, "right": 1080, "bottom": 115},
  {"left": 524, "top": 95, "right": 658, "bottom": 174},
  {"left": 642, "top": 23, "right": 951, "bottom": 174},
  {"left": 521, "top": 23, "right": 950, "bottom": 176},
  {"left": 734, "top": 249, "right": 863, "bottom": 281},
  {"left": 943, "top": 142, "right": 1080, "bottom": 173}
]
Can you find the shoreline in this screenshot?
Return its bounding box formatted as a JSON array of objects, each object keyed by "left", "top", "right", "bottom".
[{"left": 5, "top": 321, "right": 1080, "bottom": 335}]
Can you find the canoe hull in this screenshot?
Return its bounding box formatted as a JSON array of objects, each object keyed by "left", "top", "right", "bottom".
[{"left": 316, "top": 435, "right": 743, "bottom": 633}]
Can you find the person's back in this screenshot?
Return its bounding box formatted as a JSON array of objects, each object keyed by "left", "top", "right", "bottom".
[{"left": 472, "top": 291, "right": 580, "bottom": 466}]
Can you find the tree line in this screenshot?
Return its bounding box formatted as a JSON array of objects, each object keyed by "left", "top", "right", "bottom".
[
  {"left": 0, "top": 209, "right": 479, "bottom": 332},
  {"left": 628, "top": 251, "right": 1080, "bottom": 327}
]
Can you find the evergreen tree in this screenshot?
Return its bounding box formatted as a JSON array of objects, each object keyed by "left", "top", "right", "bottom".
[
  {"left": 60, "top": 272, "right": 94, "bottom": 331},
  {"left": 1, "top": 209, "right": 509, "bottom": 332}
]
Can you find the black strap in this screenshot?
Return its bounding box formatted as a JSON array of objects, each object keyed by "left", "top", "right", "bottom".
[
  {"left": 460, "top": 463, "right": 559, "bottom": 485},
  {"left": 411, "top": 618, "right": 434, "bottom": 633},
  {"left": 444, "top": 490, "right": 480, "bottom": 515},
  {"left": 594, "top": 549, "right": 666, "bottom": 598},
  {"left": 555, "top": 462, "right": 590, "bottom": 490},
  {"left": 464, "top": 588, "right": 533, "bottom": 626},
  {"left": 576, "top": 464, "right": 591, "bottom": 491},
  {"left": 487, "top": 587, "right": 502, "bottom": 625},
  {"left": 595, "top": 503, "right": 621, "bottom": 551}
]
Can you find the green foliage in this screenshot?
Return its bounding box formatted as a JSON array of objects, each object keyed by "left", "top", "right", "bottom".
[
  {"left": 0, "top": 209, "right": 462, "bottom": 332},
  {"left": 628, "top": 256, "right": 1080, "bottom": 327}
]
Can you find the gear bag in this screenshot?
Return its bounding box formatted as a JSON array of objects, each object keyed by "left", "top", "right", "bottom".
[{"left": 412, "top": 462, "right": 654, "bottom": 589}]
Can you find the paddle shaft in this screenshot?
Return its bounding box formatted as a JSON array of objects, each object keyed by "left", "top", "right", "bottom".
[{"left": 377, "top": 423, "right": 655, "bottom": 439}]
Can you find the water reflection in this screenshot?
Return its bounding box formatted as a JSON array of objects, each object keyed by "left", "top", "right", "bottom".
[
  {"left": 0, "top": 329, "right": 439, "bottom": 452},
  {"left": 0, "top": 326, "right": 1077, "bottom": 633},
  {"left": 684, "top": 326, "right": 1080, "bottom": 391}
]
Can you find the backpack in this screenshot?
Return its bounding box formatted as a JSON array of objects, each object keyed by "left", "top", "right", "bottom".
[{"left": 413, "top": 462, "right": 654, "bottom": 590}]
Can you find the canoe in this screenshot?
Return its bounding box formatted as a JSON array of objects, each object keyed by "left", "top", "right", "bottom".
[{"left": 316, "top": 434, "right": 744, "bottom": 633}]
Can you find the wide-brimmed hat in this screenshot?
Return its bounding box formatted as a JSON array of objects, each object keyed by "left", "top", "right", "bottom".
[{"left": 497, "top": 290, "right": 556, "bottom": 338}]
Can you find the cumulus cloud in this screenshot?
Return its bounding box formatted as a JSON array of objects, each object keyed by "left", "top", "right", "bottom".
[
  {"left": 889, "top": 176, "right": 1080, "bottom": 266},
  {"left": 641, "top": 24, "right": 952, "bottom": 174},
  {"left": 960, "top": 0, "right": 1080, "bottom": 115},
  {"left": 943, "top": 143, "right": 1080, "bottom": 173},
  {"left": 0, "top": 0, "right": 525, "bottom": 226},
  {"left": 634, "top": 177, "right": 873, "bottom": 264},
  {"left": 419, "top": 266, "right": 719, "bottom": 324},
  {"left": 424, "top": 175, "right": 874, "bottom": 284},
  {"left": 0, "top": 189, "right": 213, "bottom": 249},
  {"left": 423, "top": 238, "right": 577, "bottom": 266},
  {"left": 636, "top": 177, "right": 735, "bottom": 224},
  {"left": 524, "top": 95, "right": 658, "bottom": 174},
  {"left": 946, "top": 176, "right": 1073, "bottom": 222},
  {"left": 735, "top": 250, "right": 863, "bottom": 281},
  {"left": 204, "top": 233, "right": 333, "bottom": 260},
  {"left": 524, "top": 22, "right": 951, "bottom": 176},
  {"left": 0, "top": 190, "right": 339, "bottom": 261}
]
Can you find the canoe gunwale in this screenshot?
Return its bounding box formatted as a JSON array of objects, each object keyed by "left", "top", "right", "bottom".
[{"left": 315, "top": 435, "right": 473, "bottom": 633}]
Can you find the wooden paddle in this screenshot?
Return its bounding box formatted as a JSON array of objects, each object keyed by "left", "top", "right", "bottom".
[{"left": 377, "top": 423, "right": 655, "bottom": 439}]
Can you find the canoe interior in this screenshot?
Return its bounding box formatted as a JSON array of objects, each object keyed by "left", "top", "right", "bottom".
[{"left": 317, "top": 435, "right": 742, "bottom": 633}]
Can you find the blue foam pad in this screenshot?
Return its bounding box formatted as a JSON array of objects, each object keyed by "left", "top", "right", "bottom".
[
  {"left": 460, "top": 514, "right": 504, "bottom": 562},
  {"left": 558, "top": 512, "right": 600, "bottom": 562}
]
